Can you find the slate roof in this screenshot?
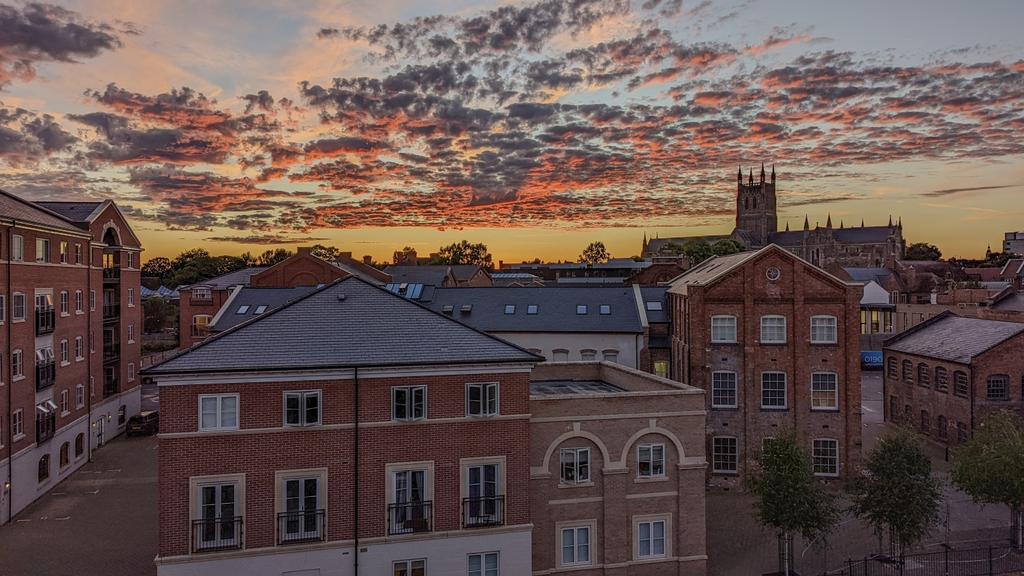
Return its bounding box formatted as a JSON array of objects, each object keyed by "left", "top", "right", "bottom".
[
  {"left": 768, "top": 225, "right": 897, "bottom": 247},
  {"left": 422, "top": 286, "right": 643, "bottom": 333},
  {"left": 211, "top": 286, "right": 318, "bottom": 332},
  {"left": 0, "top": 190, "right": 84, "bottom": 232},
  {"left": 843, "top": 267, "right": 893, "bottom": 284},
  {"left": 36, "top": 201, "right": 103, "bottom": 222},
  {"left": 666, "top": 250, "right": 761, "bottom": 293},
  {"left": 884, "top": 312, "right": 1024, "bottom": 363},
  {"left": 640, "top": 287, "right": 669, "bottom": 323},
  {"left": 330, "top": 259, "right": 391, "bottom": 284},
  {"left": 145, "top": 277, "right": 540, "bottom": 375},
  {"left": 449, "top": 265, "right": 486, "bottom": 283},
  {"left": 530, "top": 379, "right": 625, "bottom": 395},
  {"left": 1001, "top": 259, "right": 1024, "bottom": 277},
  {"left": 766, "top": 230, "right": 804, "bottom": 246},
  {"left": 181, "top": 267, "right": 267, "bottom": 290},
  {"left": 385, "top": 265, "right": 453, "bottom": 286},
  {"left": 991, "top": 291, "right": 1024, "bottom": 312}
]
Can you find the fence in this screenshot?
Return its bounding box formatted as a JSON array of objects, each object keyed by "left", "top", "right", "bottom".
[
  {"left": 836, "top": 543, "right": 1024, "bottom": 576},
  {"left": 140, "top": 348, "right": 180, "bottom": 370}
]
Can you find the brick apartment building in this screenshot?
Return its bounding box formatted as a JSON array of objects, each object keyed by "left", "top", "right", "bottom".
[
  {"left": 529, "top": 362, "right": 707, "bottom": 575},
  {"left": 883, "top": 312, "right": 1024, "bottom": 443},
  {"left": 147, "top": 277, "right": 542, "bottom": 575},
  {"left": 178, "top": 248, "right": 389, "bottom": 349},
  {"left": 668, "top": 244, "right": 863, "bottom": 484},
  {"left": 1, "top": 191, "right": 142, "bottom": 524}
]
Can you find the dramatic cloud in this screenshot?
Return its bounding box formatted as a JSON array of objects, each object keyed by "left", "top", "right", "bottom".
[
  {"left": 0, "top": 104, "right": 77, "bottom": 163},
  {"left": 0, "top": 2, "right": 126, "bottom": 88},
  {"left": 920, "top": 184, "right": 1022, "bottom": 198}
]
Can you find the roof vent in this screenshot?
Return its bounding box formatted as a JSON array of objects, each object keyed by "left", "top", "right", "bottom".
[
  {"left": 460, "top": 304, "right": 473, "bottom": 313},
  {"left": 337, "top": 294, "right": 346, "bottom": 301}
]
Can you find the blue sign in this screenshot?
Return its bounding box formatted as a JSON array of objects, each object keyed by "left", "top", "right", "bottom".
[{"left": 861, "top": 351, "right": 883, "bottom": 370}]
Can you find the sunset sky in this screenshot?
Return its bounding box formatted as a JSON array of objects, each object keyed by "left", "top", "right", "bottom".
[{"left": 1, "top": 0, "right": 1022, "bottom": 263}]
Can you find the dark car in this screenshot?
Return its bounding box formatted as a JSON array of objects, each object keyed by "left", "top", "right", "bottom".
[{"left": 126, "top": 410, "right": 159, "bottom": 436}]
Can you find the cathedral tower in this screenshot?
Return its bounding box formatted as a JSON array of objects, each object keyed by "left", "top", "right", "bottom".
[{"left": 735, "top": 163, "right": 778, "bottom": 247}]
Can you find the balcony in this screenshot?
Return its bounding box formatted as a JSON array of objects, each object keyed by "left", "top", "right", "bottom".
[
  {"left": 35, "top": 308, "right": 55, "bottom": 335},
  {"left": 388, "top": 501, "right": 433, "bottom": 535},
  {"left": 36, "top": 410, "right": 56, "bottom": 443},
  {"left": 103, "top": 342, "right": 120, "bottom": 363},
  {"left": 462, "top": 496, "right": 505, "bottom": 529},
  {"left": 103, "top": 303, "right": 120, "bottom": 323},
  {"left": 103, "top": 374, "right": 118, "bottom": 398},
  {"left": 191, "top": 517, "right": 243, "bottom": 553},
  {"left": 277, "top": 509, "right": 326, "bottom": 545},
  {"left": 190, "top": 325, "right": 209, "bottom": 339},
  {"left": 189, "top": 295, "right": 214, "bottom": 305},
  {"left": 35, "top": 361, "right": 55, "bottom": 391},
  {"left": 102, "top": 266, "right": 120, "bottom": 282}
]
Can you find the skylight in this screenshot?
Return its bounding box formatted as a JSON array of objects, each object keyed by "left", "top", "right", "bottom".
[
  {"left": 442, "top": 304, "right": 454, "bottom": 314},
  {"left": 254, "top": 305, "right": 268, "bottom": 314},
  {"left": 460, "top": 304, "right": 473, "bottom": 313},
  {"left": 236, "top": 305, "right": 250, "bottom": 314},
  {"left": 504, "top": 304, "right": 516, "bottom": 314},
  {"left": 599, "top": 305, "right": 611, "bottom": 315},
  {"left": 576, "top": 305, "right": 588, "bottom": 315},
  {"left": 527, "top": 305, "right": 538, "bottom": 315},
  {"left": 646, "top": 301, "right": 663, "bottom": 311}
]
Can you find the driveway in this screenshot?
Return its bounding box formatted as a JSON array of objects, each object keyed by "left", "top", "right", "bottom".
[{"left": 0, "top": 426, "right": 158, "bottom": 576}]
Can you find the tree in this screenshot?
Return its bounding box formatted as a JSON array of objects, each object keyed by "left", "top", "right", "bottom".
[
  {"left": 142, "top": 296, "right": 177, "bottom": 333},
  {"left": 747, "top": 431, "right": 840, "bottom": 575},
  {"left": 310, "top": 244, "right": 345, "bottom": 261},
  {"left": 433, "top": 241, "right": 493, "bottom": 268},
  {"left": 848, "top": 429, "right": 941, "bottom": 559},
  {"left": 711, "top": 239, "right": 745, "bottom": 257},
  {"left": 952, "top": 411, "right": 1024, "bottom": 549},
  {"left": 141, "top": 256, "right": 172, "bottom": 278},
  {"left": 905, "top": 242, "right": 942, "bottom": 261},
  {"left": 578, "top": 241, "right": 610, "bottom": 264},
  {"left": 255, "top": 248, "right": 292, "bottom": 266},
  {"left": 681, "top": 239, "right": 714, "bottom": 265},
  {"left": 393, "top": 246, "right": 418, "bottom": 264}
]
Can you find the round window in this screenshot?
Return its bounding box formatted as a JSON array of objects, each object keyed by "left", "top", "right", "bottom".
[{"left": 766, "top": 266, "right": 781, "bottom": 281}]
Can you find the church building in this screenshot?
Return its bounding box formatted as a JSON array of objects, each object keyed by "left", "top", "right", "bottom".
[{"left": 642, "top": 165, "right": 906, "bottom": 268}]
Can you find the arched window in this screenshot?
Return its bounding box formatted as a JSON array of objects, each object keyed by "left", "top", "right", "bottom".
[
  {"left": 917, "top": 363, "right": 930, "bottom": 387},
  {"left": 552, "top": 349, "right": 569, "bottom": 362},
  {"left": 937, "top": 415, "right": 948, "bottom": 441},
  {"left": 38, "top": 454, "right": 50, "bottom": 482},
  {"left": 934, "top": 367, "right": 949, "bottom": 393},
  {"left": 901, "top": 360, "right": 913, "bottom": 383},
  {"left": 60, "top": 442, "right": 70, "bottom": 468},
  {"left": 920, "top": 410, "right": 930, "bottom": 435},
  {"left": 75, "top": 432, "right": 85, "bottom": 457},
  {"left": 580, "top": 349, "right": 597, "bottom": 361},
  {"left": 953, "top": 371, "right": 969, "bottom": 397},
  {"left": 886, "top": 357, "right": 898, "bottom": 378}
]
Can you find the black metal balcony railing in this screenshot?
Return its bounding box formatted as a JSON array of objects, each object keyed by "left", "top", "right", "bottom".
[
  {"left": 103, "top": 303, "right": 120, "bottom": 321},
  {"left": 102, "top": 266, "right": 120, "bottom": 280},
  {"left": 462, "top": 496, "right": 505, "bottom": 528},
  {"left": 36, "top": 411, "right": 56, "bottom": 443},
  {"left": 35, "top": 308, "right": 54, "bottom": 335},
  {"left": 103, "top": 343, "right": 120, "bottom": 363},
  {"left": 277, "top": 509, "right": 326, "bottom": 545},
  {"left": 35, "top": 361, "right": 55, "bottom": 391},
  {"left": 388, "top": 501, "right": 433, "bottom": 535},
  {"left": 192, "top": 516, "right": 243, "bottom": 553},
  {"left": 190, "top": 325, "right": 209, "bottom": 338},
  {"left": 103, "top": 375, "right": 118, "bottom": 398}
]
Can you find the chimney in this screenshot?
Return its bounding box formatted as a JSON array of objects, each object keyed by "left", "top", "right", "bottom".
[
  {"left": 340, "top": 251, "right": 352, "bottom": 260},
  {"left": 297, "top": 246, "right": 312, "bottom": 256},
  {"left": 363, "top": 255, "right": 372, "bottom": 265}
]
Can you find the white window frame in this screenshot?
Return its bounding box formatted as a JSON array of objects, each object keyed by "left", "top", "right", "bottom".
[
  {"left": 192, "top": 287, "right": 212, "bottom": 300},
  {"left": 637, "top": 443, "right": 666, "bottom": 478},
  {"left": 711, "top": 371, "right": 738, "bottom": 408},
  {"left": 127, "top": 324, "right": 135, "bottom": 343},
  {"left": 711, "top": 315, "right": 737, "bottom": 343},
  {"left": 190, "top": 474, "right": 245, "bottom": 552},
  {"left": 60, "top": 338, "right": 69, "bottom": 365},
  {"left": 392, "top": 386, "right": 426, "bottom": 422},
  {"left": 467, "top": 552, "right": 500, "bottom": 576},
  {"left": 11, "top": 235, "right": 23, "bottom": 261},
  {"left": 712, "top": 436, "right": 738, "bottom": 474},
  {"left": 761, "top": 371, "right": 788, "bottom": 409},
  {"left": 0, "top": 294, "right": 4, "bottom": 323},
  {"left": 75, "top": 290, "right": 83, "bottom": 313},
  {"left": 75, "top": 336, "right": 84, "bottom": 360},
  {"left": 198, "top": 394, "right": 239, "bottom": 432},
  {"left": 12, "top": 409, "right": 24, "bottom": 440},
  {"left": 74, "top": 243, "right": 82, "bottom": 264},
  {"left": 59, "top": 241, "right": 68, "bottom": 263},
  {"left": 60, "top": 389, "right": 70, "bottom": 416},
  {"left": 12, "top": 349, "right": 23, "bottom": 380},
  {"left": 812, "top": 438, "right": 839, "bottom": 477},
  {"left": 76, "top": 384, "right": 85, "bottom": 409},
  {"left": 35, "top": 238, "right": 49, "bottom": 263},
  {"left": 283, "top": 390, "right": 322, "bottom": 427},
  {"left": 275, "top": 469, "right": 325, "bottom": 543},
  {"left": 634, "top": 515, "right": 670, "bottom": 560},
  {"left": 811, "top": 372, "right": 839, "bottom": 411},
  {"left": 90, "top": 290, "right": 96, "bottom": 311},
  {"left": 559, "top": 447, "right": 591, "bottom": 485},
  {"left": 128, "top": 362, "right": 135, "bottom": 382},
  {"left": 559, "top": 523, "right": 594, "bottom": 567},
  {"left": 466, "top": 383, "right": 499, "bottom": 417},
  {"left": 760, "top": 315, "right": 787, "bottom": 344},
  {"left": 12, "top": 293, "right": 25, "bottom": 321},
  {"left": 127, "top": 288, "right": 135, "bottom": 307},
  {"left": 393, "top": 559, "right": 426, "bottom": 576},
  {"left": 810, "top": 315, "right": 838, "bottom": 344}
]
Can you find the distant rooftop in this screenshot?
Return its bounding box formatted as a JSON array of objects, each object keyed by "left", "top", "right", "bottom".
[
  {"left": 530, "top": 379, "right": 626, "bottom": 396},
  {"left": 36, "top": 201, "right": 104, "bottom": 222},
  {"left": 885, "top": 312, "right": 1024, "bottom": 363},
  {"left": 181, "top": 267, "right": 267, "bottom": 290}
]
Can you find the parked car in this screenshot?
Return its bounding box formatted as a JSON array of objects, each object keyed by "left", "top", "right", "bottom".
[{"left": 126, "top": 410, "right": 159, "bottom": 436}]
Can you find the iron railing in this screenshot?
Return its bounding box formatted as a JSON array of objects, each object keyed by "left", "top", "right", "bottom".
[
  {"left": 837, "top": 543, "right": 1024, "bottom": 576},
  {"left": 462, "top": 495, "right": 505, "bottom": 528},
  {"left": 277, "top": 509, "right": 326, "bottom": 544},
  {"left": 191, "top": 516, "right": 243, "bottom": 553},
  {"left": 388, "top": 501, "right": 432, "bottom": 535}
]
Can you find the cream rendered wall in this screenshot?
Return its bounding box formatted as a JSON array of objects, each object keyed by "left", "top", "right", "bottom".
[{"left": 491, "top": 332, "right": 642, "bottom": 368}]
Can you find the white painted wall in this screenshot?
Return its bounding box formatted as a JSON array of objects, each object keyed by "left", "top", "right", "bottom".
[
  {"left": 157, "top": 526, "right": 532, "bottom": 576},
  {"left": 860, "top": 280, "right": 891, "bottom": 306},
  {"left": 491, "top": 331, "right": 642, "bottom": 368}
]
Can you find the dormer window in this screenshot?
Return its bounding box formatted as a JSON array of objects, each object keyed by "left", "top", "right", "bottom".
[{"left": 442, "top": 305, "right": 454, "bottom": 314}]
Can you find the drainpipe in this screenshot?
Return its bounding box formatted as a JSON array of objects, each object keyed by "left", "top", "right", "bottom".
[
  {"left": 6, "top": 221, "right": 13, "bottom": 523},
  {"left": 353, "top": 366, "right": 360, "bottom": 576},
  {"left": 87, "top": 240, "right": 93, "bottom": 462}
]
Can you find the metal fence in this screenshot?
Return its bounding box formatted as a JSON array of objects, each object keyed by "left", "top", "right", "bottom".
[{"left": 836, "top": 543, "right": 1024, "bottom": 576}]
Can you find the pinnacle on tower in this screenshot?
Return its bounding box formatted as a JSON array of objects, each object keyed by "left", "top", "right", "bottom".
[
  {"left": 898, "top": 216, "right": 902, "bottom": 228},
  {"left": 771, "top": 164, "right": 776, "bottom": 183},
  {"left": 840, "top": 220, "right": 844, "bottom": 228},
  {"left": 737, "top": 165, "right": 743, "bottom": 183},
  {"left": 785, "top": 221, "right": 790, "bottom": 232},
  {"left": 888, "top": 215, "right": 893, "bottom": 227},
  {"left": 803, "top": 215, "right": 809, "bottom": 231},
  {"left": 760, "top": 162, "right": 766, "bottom": 183},
  {"left": 861, "top": 218, "right": 865, "bottom": 228},
  {"left": 826, "top": 213, "right": 832, "bottom": 228},
  {"left": 748, "top": 168, "right": 754, "bottom": 185}
]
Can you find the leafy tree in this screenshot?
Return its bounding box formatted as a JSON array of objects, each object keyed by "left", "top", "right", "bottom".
[
  {"left": 141, "top": 256, "right": 172, "bottom": 278},
  {"left": 952, "top": 411, "right": 1024, "bottom": 549},
  {"left": 681, "top": 239, "right": 714, "bottom": 265},
  {"left": 142, "top": 296, "right": 178, "bottom": 333},
  {"left": 393, "top": 246, "right": 418, "bottom": 264},
  {"left": 310, "top": 244, "right": 345, "bottom": 261},
  {"left": 905, "top": 242, "right": 942, "bottom": 261},
  {"left": 578, "top": 241, "right": 610, "bottom": 264},
  {"left": 711, "top": 239, "right": 745, "bottom": 257},
  {"left": 171, "top": 248, "right": 211, "bottom": 268},
  {"left": 747, "top": 431, "right": 840, "bottom": 575},
  {"left": 255, "top": 248, "right": 292, "bottom": 266},
  {"left": 432, "top": 241, "right": 493, "bottom": 268},
  {"left": 848, "top": 429, "right": 941, "bottom": 559}
]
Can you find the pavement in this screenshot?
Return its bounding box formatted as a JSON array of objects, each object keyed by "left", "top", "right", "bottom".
[{"left": 0, "top": 383, "right": 159, "bottom": 576}]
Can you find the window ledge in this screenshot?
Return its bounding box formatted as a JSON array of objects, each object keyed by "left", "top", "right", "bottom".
[
  {"left": 711, "top": 405, "right": 738, "bottom": 411},
  {"left": 13, "top": 375, "right": 25, "bottom": 382},
  {"left": 558, "top": 481, "right": 594, "bottom": 489},
  {"left": 634, "top": 475, "right": 669, "bottom": 484},
  {"left": 760, "top": 406, "right": 788, "bottom": 411},
  {"left": 712, "top": 470, "right": 738, "bottom": 476},
  {"left": 758, "top": 342, "right": 788, "bottom": 346},
  {"left": 61, "top": 361, "right": 70, "bottom": 367},
  {"left": 810, "top": 408, "right": 840, "bottom": 413},
  {"left": 810, "top": 341, "right": 838, "bottom": 346}
]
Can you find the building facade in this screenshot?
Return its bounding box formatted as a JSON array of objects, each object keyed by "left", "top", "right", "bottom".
[
  {"left": 642, "top": 167, "right": 906, "bottom": 269},
  {"left": 1004, "top": 232, "right": 1024, "bottom": 255},
  {"left": 148, "top": 278, "right": 542, "bottom": 576},
  {"left": 668, "top": 245, "right": 863, "bottom": 484},
  {"left": 883, "top": 312, "right": 1024, "bottom": 444},
  {"left": 1, "top": 193, "right": 142, "bottom": 524},
  {"left": 529, "top": 362, "right": 708, "bottom": 576}
]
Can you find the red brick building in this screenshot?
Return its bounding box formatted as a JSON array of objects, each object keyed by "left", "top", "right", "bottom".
[
  {"left": 668, "top": 244, "right": 863, "bottom": 484},
  {"left": 1, "top": 192, "right": 142, "bottom": 524},
  {"left": 529, "top": 362, "right": 707, "bottom": 576},
  {"left": 883, "top": 312, "right": 1024, "bottom": 443},
  {"left": 147, "top": 277, "right": 541, "bottom": 575}
]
